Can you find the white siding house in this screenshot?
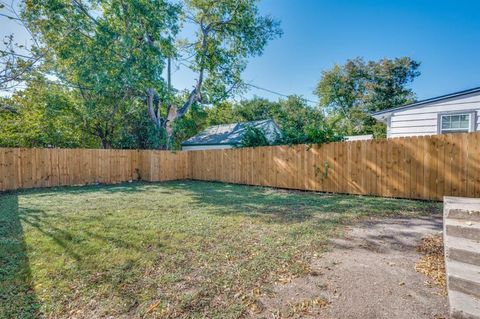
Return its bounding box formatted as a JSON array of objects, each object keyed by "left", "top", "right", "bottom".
[{"left": 372, "top": 87, "right": 480, "bottom": 138}]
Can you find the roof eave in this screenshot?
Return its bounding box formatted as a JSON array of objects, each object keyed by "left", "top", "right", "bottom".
[
  {"left": 371, "top": 86, "right": 480, "bottom": 118},
  {"left": 371, "top": 111, "right": 392, "bottom": 122}
]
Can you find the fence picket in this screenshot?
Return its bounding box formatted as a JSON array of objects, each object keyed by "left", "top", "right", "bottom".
[{"left": 1, "top": 132, "right": 480, "bottom": 201}]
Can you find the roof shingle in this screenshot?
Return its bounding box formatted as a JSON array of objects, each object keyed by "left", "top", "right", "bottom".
[{"left": 181, "top": 119, "right": 280, "bottom": 146}]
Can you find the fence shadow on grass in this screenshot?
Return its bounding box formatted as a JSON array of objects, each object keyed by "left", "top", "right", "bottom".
[
  {"left": 0, "top": 194, "right": 42, "bottom": 318},
  {"left": 163, "top": 181, "right": 442, "bottom": 254},
  {"left": 16, "top": 181, "right": 154, "bottom": 197},
  {"left": 166, "top": 181, "right": 441, "bottom": 225}
]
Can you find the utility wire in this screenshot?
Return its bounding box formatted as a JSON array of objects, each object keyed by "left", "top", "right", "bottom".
[
  {"left": 1, "top": 0, "right": 320, "bottom": 107},
  {"left": 2, "top": 80, "right": 322, "bottom": 107},
  {"left": 245, "top": 83, "right": 320, "bottom": 105}
]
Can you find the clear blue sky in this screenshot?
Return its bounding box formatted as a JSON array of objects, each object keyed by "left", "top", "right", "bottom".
[
  {"left": 2, "top": 0, "right": 480, "bottom": 103},
  {"left": 241, "top": 0, "right": 480, "bottom": 103}
]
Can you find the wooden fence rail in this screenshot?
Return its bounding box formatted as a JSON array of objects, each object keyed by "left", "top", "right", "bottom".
[
  {"left": 0, "top": 148, "right": 189, "bottom": 191},
  {"left": 189, "top": 132, "right": 480, "bottom": 201},
  {"left": 1, "top": 132, "right": 479, "bottom": 201}
]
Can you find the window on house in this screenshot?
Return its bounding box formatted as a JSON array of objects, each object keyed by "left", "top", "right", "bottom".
[{"left": 440, "top": 113, "right": 472, "bottom": 134}]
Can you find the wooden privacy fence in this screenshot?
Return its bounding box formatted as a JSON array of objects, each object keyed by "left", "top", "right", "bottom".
[
  {"left": 189, "top": 132, "right": 480, "bottom": 201},
  {"left": 0, "top": 148, "right": 189, "bottom": 191},
  {"left": 1, "top": 132, "right": 480, "bottom": 201}
]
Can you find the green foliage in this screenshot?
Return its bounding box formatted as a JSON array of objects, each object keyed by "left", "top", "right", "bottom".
[
  {"left": 205, "top": 101, "right": 236, "bottom": 126},
  {"left": 0, "top": 76, "right": 166, "bottom": 149},
  {"left": 303, "top": 123, "right": 344, "bottom": 145},
  {"left": 232, "top": 97, "right": 281, "bottom": 122},
  {"left": 25, "top": 0, "right": 179, "bottom": 93},
  {"left": 112, "top": 103, "right": 164, "bottom": 149},
  {"left": 182, "top": 0, "right": 282, "bottom": 103},
  {"left": 170, "top": 103, "right": 208, "bottom": 150},
  {"left": 204, "top": 95, "right": 342, "bottom": 145},
  {"left": 238, "top": 125, "right": 270, "bottom": 147},
  {"left": 315, "top": 57, "right": 420, "bottom": 137},
  {"left": 273, "top": 96, "right": 342, "bottom": 144},
  {"left": 23, "top": 0, "right": 180, "bottom": 147},
  {"left": 0, "top": 78, "right": 98, "bottom": 148}
]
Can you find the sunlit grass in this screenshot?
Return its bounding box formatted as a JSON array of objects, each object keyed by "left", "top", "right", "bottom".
[{"left": 0, "top": 181, "right": 441, "bottom": 318}]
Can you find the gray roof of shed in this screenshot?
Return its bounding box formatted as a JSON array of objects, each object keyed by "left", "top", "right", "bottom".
[{"left": 181, "top": 119, "right": 277, "bottom": 146}]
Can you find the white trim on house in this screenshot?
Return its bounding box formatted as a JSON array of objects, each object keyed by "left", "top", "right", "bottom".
[
  {"left": 437, "top": 111, "right": 476, "bottom": 134},
  {"left": 182, "top": 144, "right": 234, "bottom": 151},
  {"left": 344, "top": 134, "right": 373, "bottom": 141},
  {"left": 372, "top": 88, "right": 480, "bottom": 138}
]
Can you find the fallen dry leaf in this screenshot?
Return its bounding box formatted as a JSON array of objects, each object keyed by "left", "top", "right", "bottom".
[
  {"left": 415, "top": 234, "right": 446, "bottom": 295},
  {"left": 284, "top": 297, "right": 329, "bottom": 318},
  {"left": 145, "top": 300, "right": 161, "bottom": 314}
]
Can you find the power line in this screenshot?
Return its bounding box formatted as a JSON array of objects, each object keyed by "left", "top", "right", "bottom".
[
  {"left": 1, "top": 80, "right": 323, "bottom": 107},
  {"left": 0, "top": 13, "right": 22, "bottom": 21},
  {"left": 245, "top": 83, "right": 320, "bottom": 105}
]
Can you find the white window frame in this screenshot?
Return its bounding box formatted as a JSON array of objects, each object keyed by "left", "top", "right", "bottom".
[{"left": 438, "top": 111, "right": 476, "bottom": 134}]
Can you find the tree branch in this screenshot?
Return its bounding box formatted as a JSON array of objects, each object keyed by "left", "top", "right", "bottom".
[{"left": 71, "top": 0, "right": 101, "bottom": 26}]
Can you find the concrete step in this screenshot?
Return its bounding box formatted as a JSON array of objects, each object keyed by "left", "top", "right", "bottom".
[
  {"left": 444, "top": 196, "right": 480, "bottom": 208},
  {"left": 446, "top": 236, "right": 480, "bottom": 267},
  {"left": 448, "top": 236, "right": 480, "bottom": 254},
  {"left": 448, "top": 260, "right": 480, "bottom": 284},
  {"left": 449, "top": 276, "right": 480, "bottom": 300},
  {"left": 445, "top": 219, "right": 480, "bottom": 241},
  {"left": 444, "top": 197, "right": 480, "bottom": 319},
  {"left": 449, "top": 290, "right": 480, "bottom": 319},
  {"left": 447, "top": 208, "right": 480, "bottom": 222}
]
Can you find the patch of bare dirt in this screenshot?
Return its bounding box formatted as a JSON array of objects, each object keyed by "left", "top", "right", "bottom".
[{"left": 254, "top": 216, "right": 449, "bottom": 319}]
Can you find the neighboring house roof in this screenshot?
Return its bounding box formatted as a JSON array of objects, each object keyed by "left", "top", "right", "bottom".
[
  {"left": 181, "top": 119, "right": 282, "bottom": 146},
  {"left": 372, "top": 86, "right": 480, "bottom": 121}
]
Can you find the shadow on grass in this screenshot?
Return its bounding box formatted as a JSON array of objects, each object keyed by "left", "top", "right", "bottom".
[
  {"left": 166, "top": 180, "right": 441, "bottom": 224},
  {"left": 18, "top": 207, "right": 83, "bottom": 262},
  {"left": 14, "top": 181, "right": 153, "bottom": 197},
  {"left": 0, "top": 180, "right": 443, "bottom": 318},
  {"left": 1, "top": 188, "right": 154, "bottom": 318},
  {"left": 329, "top": 216, "right": 444, "bottom": 253},
  {"left": 0, "top": 194, "right": 42, "bottom": 319},
  {"left": 17, "top": 206, "right": 149, "bottom": 257}
]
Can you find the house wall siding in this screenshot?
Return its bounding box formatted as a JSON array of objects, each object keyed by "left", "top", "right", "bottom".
[{"left": 387, "top": 92, "right": 480, "bottom": 137}]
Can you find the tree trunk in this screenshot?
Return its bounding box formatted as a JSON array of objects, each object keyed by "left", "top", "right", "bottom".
[
  {"left": 101, "top": 139, "right": 111, "bottom": 149},
  {"left": 94, "top": 125, "right": 112, "bottom": 149}
]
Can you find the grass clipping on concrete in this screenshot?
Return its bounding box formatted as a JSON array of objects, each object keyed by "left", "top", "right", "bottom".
[{"left": 415, "top": 234, "right": 447, "bottom": 295}]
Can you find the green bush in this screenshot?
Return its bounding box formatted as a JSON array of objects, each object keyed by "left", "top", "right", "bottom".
[{"left": 238, "top": 126, "right": 270, "bottom": 147}]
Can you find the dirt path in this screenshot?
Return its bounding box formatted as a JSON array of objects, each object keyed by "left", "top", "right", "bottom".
[{"left": 258, "top": 216, "right": 449, "bottom": 318}]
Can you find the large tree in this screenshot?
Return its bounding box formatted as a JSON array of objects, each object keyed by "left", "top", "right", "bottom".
[
  {"left": 315, "top": 57, "right": 420, "bottom": 137},
  {"left": 146, "top": 0, "right": 282, "bottom": 147},
  {"left": 22, "top": 0, "right": 180, "bottom": 148},
  {"left": 17, "top": 0, "right": 281, "bottom": 149}
]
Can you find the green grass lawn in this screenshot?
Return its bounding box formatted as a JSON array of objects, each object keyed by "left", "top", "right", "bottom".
[{"left": 0, "top": 181, "right": 441, "bottom": 319}]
